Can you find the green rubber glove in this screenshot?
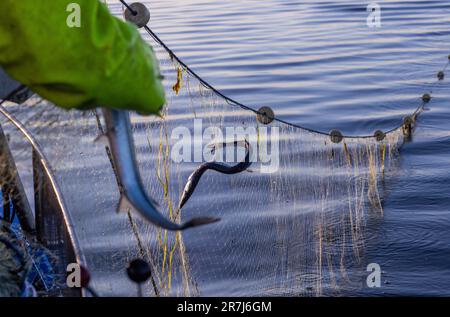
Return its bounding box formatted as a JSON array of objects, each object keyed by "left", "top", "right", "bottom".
[{"left": 0, "top": 0, "right": 165, "bottom": 115}]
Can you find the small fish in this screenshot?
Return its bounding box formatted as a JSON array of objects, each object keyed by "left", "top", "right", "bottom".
[
  {"left": 98, "top": 109, "right": 220, "bottom": 231},
  {"left": 178, "top": 139, "right": 252, "bottom": 211}
]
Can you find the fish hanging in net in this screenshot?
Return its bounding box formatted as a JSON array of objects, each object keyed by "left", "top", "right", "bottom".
[{"left": 0, "top": 1, "right": 449, "bottom": 296}]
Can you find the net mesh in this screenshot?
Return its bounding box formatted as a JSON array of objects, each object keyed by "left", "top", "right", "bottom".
[{"left": 0, "top": 3, "right": 448, "bottom": 297}]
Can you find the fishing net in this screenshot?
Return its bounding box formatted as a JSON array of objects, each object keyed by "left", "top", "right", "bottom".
[
  {"left": 0, "top": 220, "right": 63, "bottom": 297},
  {"left": 0, "top": 0, "right": 449, "bottom": 297},
  {"left": 0, "top": 222, "right": 29, "bottom": 297}
]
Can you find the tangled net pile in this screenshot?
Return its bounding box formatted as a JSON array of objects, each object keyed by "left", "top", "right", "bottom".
[
  {"left": 0, "top": 220, "right": 62, "bottom": 296},
  {"left": 0, "top": 1, "right": 449, "bottom": 297}
]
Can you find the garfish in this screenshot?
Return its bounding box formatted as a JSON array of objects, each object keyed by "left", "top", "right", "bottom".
[
  {"left": 177, "top": 139, "right": 252, "bottom": 211},
  {"left": 99, "top": 109, "right": 220, "bottom": 231}
]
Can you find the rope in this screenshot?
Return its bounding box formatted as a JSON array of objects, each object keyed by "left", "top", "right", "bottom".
[
  {"left": 120, "top": 0, "right": 449, "bottom": 140},
  {"left": 119, "top": 0, "right": 137, "bottom": 15}
]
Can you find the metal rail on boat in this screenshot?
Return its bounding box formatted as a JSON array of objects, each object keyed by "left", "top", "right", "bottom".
[{"left": 0, "top": 104, "right": 86, "bottom": 297}]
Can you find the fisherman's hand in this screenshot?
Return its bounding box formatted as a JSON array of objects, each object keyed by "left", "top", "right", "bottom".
[{"left": 0, "top": 0, "right": 165, "bottom": 115}]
